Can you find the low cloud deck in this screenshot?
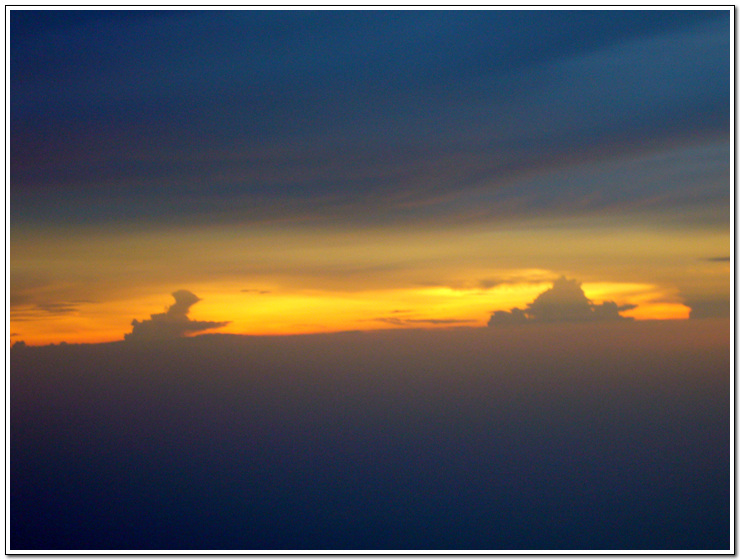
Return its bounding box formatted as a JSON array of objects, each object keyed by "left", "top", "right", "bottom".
[{"left": 10, "top": 319, "right": 730, "bottom": 551}]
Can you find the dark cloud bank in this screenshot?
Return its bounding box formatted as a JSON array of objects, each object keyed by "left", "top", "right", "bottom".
[
  {"left": 10, "top": 11, "right": 729, "bottom": 228},
  {"left": 11, "top": 317, "right": 729, "bottom": 550}
]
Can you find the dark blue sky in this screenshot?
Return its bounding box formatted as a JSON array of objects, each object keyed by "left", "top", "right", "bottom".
[{"left": 10, "top": 9, "right": 730, "bottom": 227}]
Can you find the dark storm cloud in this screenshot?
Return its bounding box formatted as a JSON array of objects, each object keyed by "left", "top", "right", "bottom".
[
  {"left": 125, "top": 290, "right": 228, "bottom": 341},
  {"left": 10, "top": 10, "right": 730, "bottom": 227},
  {"left": 489, "top": 276, "right": 636, "bottom": 326}
]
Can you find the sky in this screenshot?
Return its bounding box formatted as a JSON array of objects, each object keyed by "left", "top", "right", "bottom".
[
  {"left": 9, "top": 8, "right": 732, "bottom": 345},
  {"left": 8, "top": 9, "right": 732, "bottom": 551}
]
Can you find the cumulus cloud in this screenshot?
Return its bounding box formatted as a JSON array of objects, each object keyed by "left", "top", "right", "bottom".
[
  {"left": 488, "top": 276, "right": 636, "bottom": 326},
  {"left": 125, "top": 290, "right": 229, "bottom": 342},
  {"left": 488, "top": 307, "right": 529, "bottom": 325}
]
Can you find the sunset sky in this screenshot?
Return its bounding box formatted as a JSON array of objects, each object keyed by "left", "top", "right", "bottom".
[
  {"left": 10, "top": 8, "right": 731, "bottom": 345},
  {"left": 9, "top": 9, "right": 732, "bottom": 551}
]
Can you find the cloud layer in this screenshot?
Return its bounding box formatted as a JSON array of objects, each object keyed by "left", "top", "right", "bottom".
[
  {"left": 10, "top": 11, "right": 728, "bottom": 228},
  {"left": 11, "top": 321, "right": 730, "bottom": 549},
  {"left": 489, "top": 277, "right": 636, "bottom": 326},
  {"left": 125, "top": 290, "right": 229, "bottom": 341}
]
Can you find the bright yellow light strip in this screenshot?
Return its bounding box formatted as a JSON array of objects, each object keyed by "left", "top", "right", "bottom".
[
  {"left": 10, "top": 275, "right": 696, "bottom": 345},
  {"left": 582, "top": 282, "right": 691, "bottom": 321},
  {"left": 622, "top": 302, "right": 690, "bottom": 321}
]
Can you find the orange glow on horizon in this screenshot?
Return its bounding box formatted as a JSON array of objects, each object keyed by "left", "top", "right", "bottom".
[
  {"left": 582, "top": 282, "right": 691, "bottom": 321},
  {"left": 10, "top": 278, "right": 698, "bottom": 346},
  {"left": 620, "top": 302, "right": 691, "bottom": 321},
  {"left": 10, "top": 216, "right": 728, "bottom": 346}
]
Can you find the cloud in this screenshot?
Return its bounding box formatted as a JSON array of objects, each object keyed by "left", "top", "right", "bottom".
[
  {"left": 125, "top": 290, "right": 229, "bottom": 342},
  {"left": 701, "top": 256, "right": 730, "bottom": 262},
  {"left": 406, "top": 318, "right": 474, "bottom": 325},
  {"left": 10, "top": 299, "right": 93, "bottom": 322},
  {"left": 241, "top": 288, "right": 271, "bottom": 294},
  {"left": 477, "top": 272, "right": 555, "bottom": 291},
  {"left": 686, "top": 297, "right": 730, "bottom": 319},
  {"left": 10, "top": 318, "right": 729, "bottom": 549},
  {"left": 488, "top": 276, "right": 635, "bottom": 326},
  {"left": 35, "top": 302, "right": 86, "bottom": 315},
  {"left": 488, "top": 307, "right": 529, "bottom": 325},
  {"left": 478, "top": 279, "right": 502, "bottom": 290},
  {"left": 374, "top": 317, "right": 475, "bottom": 327}
]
